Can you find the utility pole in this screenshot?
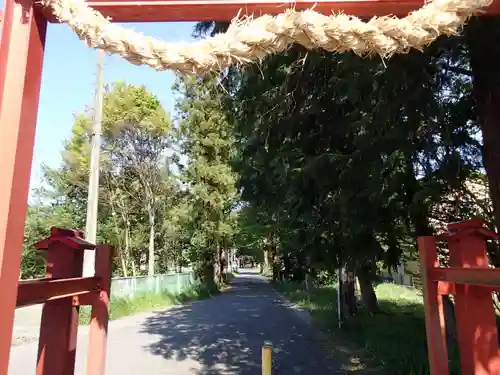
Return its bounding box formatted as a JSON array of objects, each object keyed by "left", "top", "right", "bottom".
[{"left": 83, "top": 49, "right": 105, "bottom": 277}]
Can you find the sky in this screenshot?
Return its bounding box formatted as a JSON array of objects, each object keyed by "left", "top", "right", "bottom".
[{"left": 9, "top": 17, "right": 197, "bottom": 191}]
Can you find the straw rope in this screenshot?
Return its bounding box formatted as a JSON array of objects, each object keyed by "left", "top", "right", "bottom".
[{"left": 41, "top": 0, "right": 492, "bottom": 74}]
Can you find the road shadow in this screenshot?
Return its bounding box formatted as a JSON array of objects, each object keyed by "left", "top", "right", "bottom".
[
  {"left": 140, "top": 276, "right": 342, "bottom": 375},
  {"left": 140, "top": 283, "right": 267, "bottom": 375}
]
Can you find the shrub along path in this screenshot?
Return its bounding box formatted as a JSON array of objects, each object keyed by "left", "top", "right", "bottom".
[{"left": 9, "top": 270, "right": 342, "bottom": 375}]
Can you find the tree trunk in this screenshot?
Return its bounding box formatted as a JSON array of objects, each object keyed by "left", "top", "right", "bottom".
[
  {"left": 124, "top": 219, "right": 131, "bottom": 277},
  {"left": 148, "top": 212, "right": 155, "bottom": 276},
  {"left": 223, "top": 246, "right": 229, "bottom": 276},
  {"left": 219, "top": 246, "right": 224, "bottom": 282},
  {"left": 341, "top": 267, "right": 357, "bottom": 318},
  {"left": 110, "top": 204, "right": 128, "bottom": 277},
  {"left": 131, "top": 257, "right": 137, "bottom": 277},
  {"left": 269, "top": 237, "right": 280, "bottom": 282},
  {"left": 282, "top": 253, "right": 292, "bottom": 280},
  {"left": 200, "top": 249, "right": 215, "bottom": 285},
  {"left": 119, "top": 251, "right": 128, "bottom": 278},
  {"left": 177, "top": 248, "right": 183, "bottom": 273},
  {"left": 214, "top": 244, "right": 224, "bottom": 284},
  {"left": 304, "top": 255, "right": 312, "bottom": 292},
  {"left": 271, "top": 256, "right": 279, "bottom": 282},
  {"left": 357, "top": 266, "right": 379, "bottom": 314},
  {"left": 119, "top": 207, "right": 136, "bottom": 277},
  {"left": 115, "top": 229, "right": 128, "bottom": 278},
  {"left": 263, "top": 248, "right": 270, "bottom": 274}
]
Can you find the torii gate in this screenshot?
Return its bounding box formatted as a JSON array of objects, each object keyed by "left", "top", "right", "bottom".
[{"left": 2, "top": 0, "right": 500, "bottom": 374}]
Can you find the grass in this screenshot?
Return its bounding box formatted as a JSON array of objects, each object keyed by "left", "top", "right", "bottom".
[
  {"left": 78, "top": 282, "right": 219, "bottom": 325},
  {"left": 275, "top": 281, "right": 460, "bottom": 375}
]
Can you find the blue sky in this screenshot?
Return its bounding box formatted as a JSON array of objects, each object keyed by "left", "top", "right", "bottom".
[{"left": 25, "top": 20, "right": 197, "bottom": 190}]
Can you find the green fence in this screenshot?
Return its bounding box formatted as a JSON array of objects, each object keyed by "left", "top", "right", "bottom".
[{"left": 110, "top": 271, "right": 196, "bottom": 299}]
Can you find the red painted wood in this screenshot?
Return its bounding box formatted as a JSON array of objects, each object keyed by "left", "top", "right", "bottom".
[
  {"left": 0, "top": 0, "right": 46, "bottom": 372},
  {"left": 432, "top": 267, "right": 500, "bottom": 288},
  {"left": 447, "top": 219, "right": 485, "bottom": 231},
  {"left": 418, "top": 236, "right": 450, "bottom": 375},
  {"left": 0, "top": 9, "right": 3, "bottom": 39},
  {"left": 17, "top": 277, "right": 101, "bottom": 308},
  {"left": 35, "top": 227, "right": 96, "bottom": 251},
  {"left": 86, "top": 245, "right": 113, "bottom": 375},
  {"left": 437, "top": 281, "right": 456, "bottom": 296},
  {"left": 39, "top": 0, "right": 500, "bottom": 23},
  {"left": 447, "top": 228, "right": 500, "bottom": 375},
  {"left": 36, "top": 234, "right": 87, "bottom": 375}
]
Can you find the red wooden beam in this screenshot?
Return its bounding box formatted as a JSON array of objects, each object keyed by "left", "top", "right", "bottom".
[
  {"left": 40, "top": 0, "right": 500, "bottom": 23},
  {"left": 16, "top": 277, "right": 101, "bottom": 308},
  {"left": 437, "top": 280, "right": 500, "bottom": 295},
  {"left": 432, "top": 267, "right": 500, "bottom": 288}
]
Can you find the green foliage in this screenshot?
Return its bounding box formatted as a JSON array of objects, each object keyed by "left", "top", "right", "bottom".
[
  {"left": 23, "top": 82, "right": 179, "bottom": 278},
  {"left": 218, "top": 30, "right": 488, "bottom": 284},
  {"left": 102, "top": 82, "right": 170, "bottom": 135},
  {"left": 101, "top": 83, "right": 173, "bottom": 276},
  {"left": 22, "top": 77, "right": 238, "bottom": 281},
  {"left": 174, "top": 75, "right": 239, "bottom": 282}
]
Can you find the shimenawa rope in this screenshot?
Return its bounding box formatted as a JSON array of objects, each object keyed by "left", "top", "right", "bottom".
[{"left": 41, "top": 0, "right": 493, "bottom": 74}]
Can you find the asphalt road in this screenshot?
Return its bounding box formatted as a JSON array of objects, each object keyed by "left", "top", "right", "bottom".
[{"left": 9, "top": 270, "right": 343, "bottom": 374}]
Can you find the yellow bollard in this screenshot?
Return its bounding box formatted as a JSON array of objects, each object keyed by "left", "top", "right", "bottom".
[{"left": 262, "top": 341, "right": 272, "bottom": 375}]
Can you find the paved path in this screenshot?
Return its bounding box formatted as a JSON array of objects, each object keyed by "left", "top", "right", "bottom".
[{"left": 9, "top": 270, "right": 343, "bottom": 374}]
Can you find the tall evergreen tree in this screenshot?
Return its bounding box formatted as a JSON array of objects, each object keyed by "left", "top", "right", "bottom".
[{"left": 175, "top": 75, "right": 239, "bottom": 284}]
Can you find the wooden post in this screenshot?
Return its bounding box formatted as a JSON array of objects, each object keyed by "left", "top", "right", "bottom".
[
  {"left": 86, "top": 245, "right": 113, "bottom": 375},
  {"left": 447, "top": 220, "right": 500, "bottom": 375},
  {"left": 417, "top": 236, "right": 449, "bottom": 375}
]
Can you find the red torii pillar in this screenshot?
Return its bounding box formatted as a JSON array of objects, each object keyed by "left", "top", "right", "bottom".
[
  {"left": 0, "top": 0, "right": 46, "bottom": 372},
  {"left": 447, "top": 221, "right": 500, "bottom": 375}
]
